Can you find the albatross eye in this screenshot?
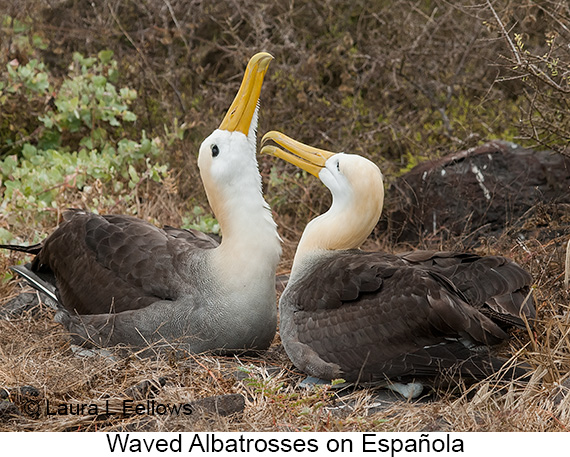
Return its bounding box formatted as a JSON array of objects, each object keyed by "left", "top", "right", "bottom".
[
  {"left": 211, "top": 144, "right": 220, "bottom": 157},
  {"left": 336, "top": 160, "right": 341, "bottom": 172}
]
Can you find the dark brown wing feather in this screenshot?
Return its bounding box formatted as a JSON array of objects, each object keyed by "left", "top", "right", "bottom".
[
  {"left": 397, "top": 250, "right": 535, "bottom": 327},
  {"left": 6, "top": 209, "right": 218, "bottom": 315},
  {"left": 162, "top": 226, "right": 220, "bottom": 249},
  {"left": 283, "top": 251, "right": 527, "bottom": 382}
]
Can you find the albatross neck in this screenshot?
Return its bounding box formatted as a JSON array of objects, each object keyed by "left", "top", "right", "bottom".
[
  {"left": 290, "top": 189, "right": 382, "bottom": 281},
  {"left": 210, "top": 181, "right": 281, "bottom": 283}
]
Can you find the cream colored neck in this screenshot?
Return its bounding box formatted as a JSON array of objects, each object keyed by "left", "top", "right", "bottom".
[{"left": 291, "top": 189, "right": 382, "bottom": 279}]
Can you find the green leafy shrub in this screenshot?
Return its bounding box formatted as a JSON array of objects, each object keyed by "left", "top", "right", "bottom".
[
  {"left": 39, "top": 52, "right": 136, "bottom": 138},
  {"left": 0, "top": 46, "right": 168, "bottom": 243}
]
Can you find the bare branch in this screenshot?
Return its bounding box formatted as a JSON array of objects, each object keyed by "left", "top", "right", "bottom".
[{"left": 486, "top": 0, "right": 521, "bottom": 65}]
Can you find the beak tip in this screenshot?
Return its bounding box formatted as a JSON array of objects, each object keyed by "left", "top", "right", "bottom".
[
  {"left": 249, "top": 51, "right": 274, "bottom": 67},
  {"left": 251, "top": 52, "right": 274, "bottom": 71}
]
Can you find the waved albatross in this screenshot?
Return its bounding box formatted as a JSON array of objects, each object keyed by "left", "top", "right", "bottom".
[
  {"left": 261, "top": 131, "right": 535, "bottom": 396},
  {"left": 1, "top": 53, "right": 281, "bottom": 353}
]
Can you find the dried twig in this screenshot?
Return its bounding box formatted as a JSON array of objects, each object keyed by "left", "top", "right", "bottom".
[
  {"left": 487, "top": 0, "right": 570, "bottom": 94},
  {"left": 564, "top": 240, "right": 570, "bottom": 289}
]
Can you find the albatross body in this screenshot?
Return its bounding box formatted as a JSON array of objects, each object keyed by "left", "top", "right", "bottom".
[
  {"left": 262, "top": 132, "right": 535, "bottom": 389},
  {"left": 1, "top": 53, "right": 281, "bottom": 353}
]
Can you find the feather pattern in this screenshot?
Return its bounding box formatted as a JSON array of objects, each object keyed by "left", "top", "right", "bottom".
[
  {"left": 7, "top": 209, "right": 217, "bottom": 315},
  {"left": 280, "top": 250, "right": 532, "bottom": 383},
  {"left": 397, "top": 250, "right": 535, "bottom": 327}
]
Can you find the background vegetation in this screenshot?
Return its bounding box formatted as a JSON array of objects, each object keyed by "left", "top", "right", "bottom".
[{"left": 0, "top": 0, "right": 569, "bottom": 432}]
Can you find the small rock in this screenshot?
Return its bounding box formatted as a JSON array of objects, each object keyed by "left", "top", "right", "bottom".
[
  {"left": 0, "top": 401, "right": 22, "bottom": 420},
  {"left": 0, "top": 385, "right": 41, "bottom": 401},
  {"left": 15, "top": 385, "right": 40, "bottom": 398},
  {"left": 189, "top": 394, "right": 245, "bottom": 417}
]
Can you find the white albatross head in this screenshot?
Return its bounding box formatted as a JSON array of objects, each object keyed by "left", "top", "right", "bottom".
[
  {"left": 261, "top": 131, "right": 384, "bottom": 264},
  {"left": 197, "top": 53, "right": 278, "bottom": 249}
]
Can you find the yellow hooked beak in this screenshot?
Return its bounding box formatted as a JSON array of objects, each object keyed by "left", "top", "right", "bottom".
[
  {"left": 218, "top": 52, "right": 273, "bottom": 135},
  {"left": 260, "top": 131, "right": 336, "bottom": 177}
]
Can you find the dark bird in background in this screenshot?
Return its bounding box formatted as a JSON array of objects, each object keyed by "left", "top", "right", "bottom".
[{"left": 382, "top": 140, "right": 570, "bottom": 246}]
